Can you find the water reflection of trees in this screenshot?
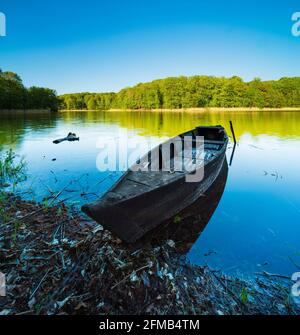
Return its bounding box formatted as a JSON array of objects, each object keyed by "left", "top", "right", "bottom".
[
  {"left": 0, "top": 111, "right": 58, "bottom": 148},
  {"left": 61, "top": 110, "right": 300, "bottom": 139},
  {"left": 1, "top": 110, "right": 300, "bottom": 149}
]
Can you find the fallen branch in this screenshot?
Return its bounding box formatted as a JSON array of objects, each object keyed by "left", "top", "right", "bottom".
[{"left": 255, "top": 271, "right": 290, "bottom": 280}]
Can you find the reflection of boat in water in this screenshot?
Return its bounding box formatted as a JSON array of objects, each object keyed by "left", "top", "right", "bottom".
[
  {"left": 82, "top": 126, "right": 228, "bottom": 243},
  {"left": 138, "top": 158, "right": 228, "bottom": 253}
]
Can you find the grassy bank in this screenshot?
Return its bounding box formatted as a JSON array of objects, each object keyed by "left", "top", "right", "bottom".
[{"left": 59, "top": 107, "right": 300, "bottom": 113}]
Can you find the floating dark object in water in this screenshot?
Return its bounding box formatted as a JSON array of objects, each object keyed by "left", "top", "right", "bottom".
[
  {"left": 204, "top": 250, "right": 218, "bottom": 257},
  {"left": 82, "top": 125, "right": 228, "bottom": 243},
  {"left": 53, "top": 133, "right": 79, "bottom": 144},
  {"left": 52, "top": 158, "right": 57, "bottom": 161}
]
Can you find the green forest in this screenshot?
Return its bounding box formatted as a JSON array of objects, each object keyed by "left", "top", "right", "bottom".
[
  {"left": 1, "top": 70, "right": 300, "bottom": 111},
  {"left": 0, "top": 69, "right": 59, "bottom": 111},
  {"left": 60, "top": 76, "right": 300, "bottom": 110}
]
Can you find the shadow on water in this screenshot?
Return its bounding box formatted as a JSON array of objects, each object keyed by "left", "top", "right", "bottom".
[{"left": 136, "top": 158, "right": 228, "bottom": 255}]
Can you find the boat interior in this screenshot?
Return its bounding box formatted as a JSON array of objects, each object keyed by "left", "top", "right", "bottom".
[
  {"left": 128, "top": 126, "right": 228, "bottom": 179},
  {"left": 180, "top": 126, "right": 227, "bottom": 151}
]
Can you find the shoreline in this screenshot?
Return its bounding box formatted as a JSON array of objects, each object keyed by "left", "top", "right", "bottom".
[
  {"left": 0, "top": 109, "right": 54, "bottom": 113},
  {"left": 0, "top": 191, "right": 299, "bottom": 315},
  {"left": 1, "top": 107, "right": 300, "bottom": 114},
  {"left": 59, "top": 107, "right": 300, "bottom": 113}
]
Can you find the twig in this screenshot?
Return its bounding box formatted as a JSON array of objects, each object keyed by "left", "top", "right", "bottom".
[
  {"left": 5, "top": 182, "right": 73, "bottom": 226},
  {"left": 15, "top": 310, "right": 34, "bottom": 315},
  {"left": 208, "top": 268, "right": 249, "bottom": 312},
  {"left": 29, "top": 269, "right": 51, "bottom": 300},
  {"left": 255, "top": 271, "right": 290, "bottom": 280},
  {"left": 111, "top": 265, "right": 151, "bottom": 290},
  {"left": 39, "top": 179, "right": 55, "bottom": 197},
  {"left": 288, "top": 256, "right": 300, "bottom": 271},
  {"left": 60, "top": 251, "right": 66, "bottom": 270},
  {"left": 5, "top": 207, "right": 46, "bottom": 226}
]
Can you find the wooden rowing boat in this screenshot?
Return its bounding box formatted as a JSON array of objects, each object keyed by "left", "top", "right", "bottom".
[{"left": 82, "top": 125, "right": 228, "bottom": 243}]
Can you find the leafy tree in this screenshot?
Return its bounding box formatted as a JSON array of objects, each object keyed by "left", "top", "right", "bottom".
[
  {"left": 57, "top": 75, "right": 300, "bottom": 110},
  {"left": 0, "top": 69, "right": 59, "bottom": 111},
  {"left": 26, "top": 87, "right": 59, "bottom": 111}
]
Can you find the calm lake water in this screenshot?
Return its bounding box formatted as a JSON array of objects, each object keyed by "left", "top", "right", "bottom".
[{"left": 1, "top": 110, "right": 300, "bottom": 276}]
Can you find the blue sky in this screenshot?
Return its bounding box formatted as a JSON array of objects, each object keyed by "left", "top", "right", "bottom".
[{"left": 0, "top": 0, "right": 300, "bottom": 94}]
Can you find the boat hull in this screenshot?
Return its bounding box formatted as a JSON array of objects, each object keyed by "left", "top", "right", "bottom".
[
  {"left": 136, "top": 158, "right": 229, "bottom": 253},
  {"left": 82, "top": 143, "right": 227, "bottom": 243}
]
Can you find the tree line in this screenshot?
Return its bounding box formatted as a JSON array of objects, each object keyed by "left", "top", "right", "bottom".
[
  {"left": 60, "top": 76, "right": 300, "bottom": 110},
  {"left": 0, "top": 69, "right": 59, "bottom": 111},
  {"left": 2, "top": 71, "right": 300, "bottom": 111}
]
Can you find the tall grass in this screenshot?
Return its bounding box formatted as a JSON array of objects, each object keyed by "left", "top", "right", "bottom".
[
  {"left": 0, "top": 150, "right": 27, "bottom": 245},
  {"left": 0, "top": 149, "right": 27, "bottom": 189}
]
